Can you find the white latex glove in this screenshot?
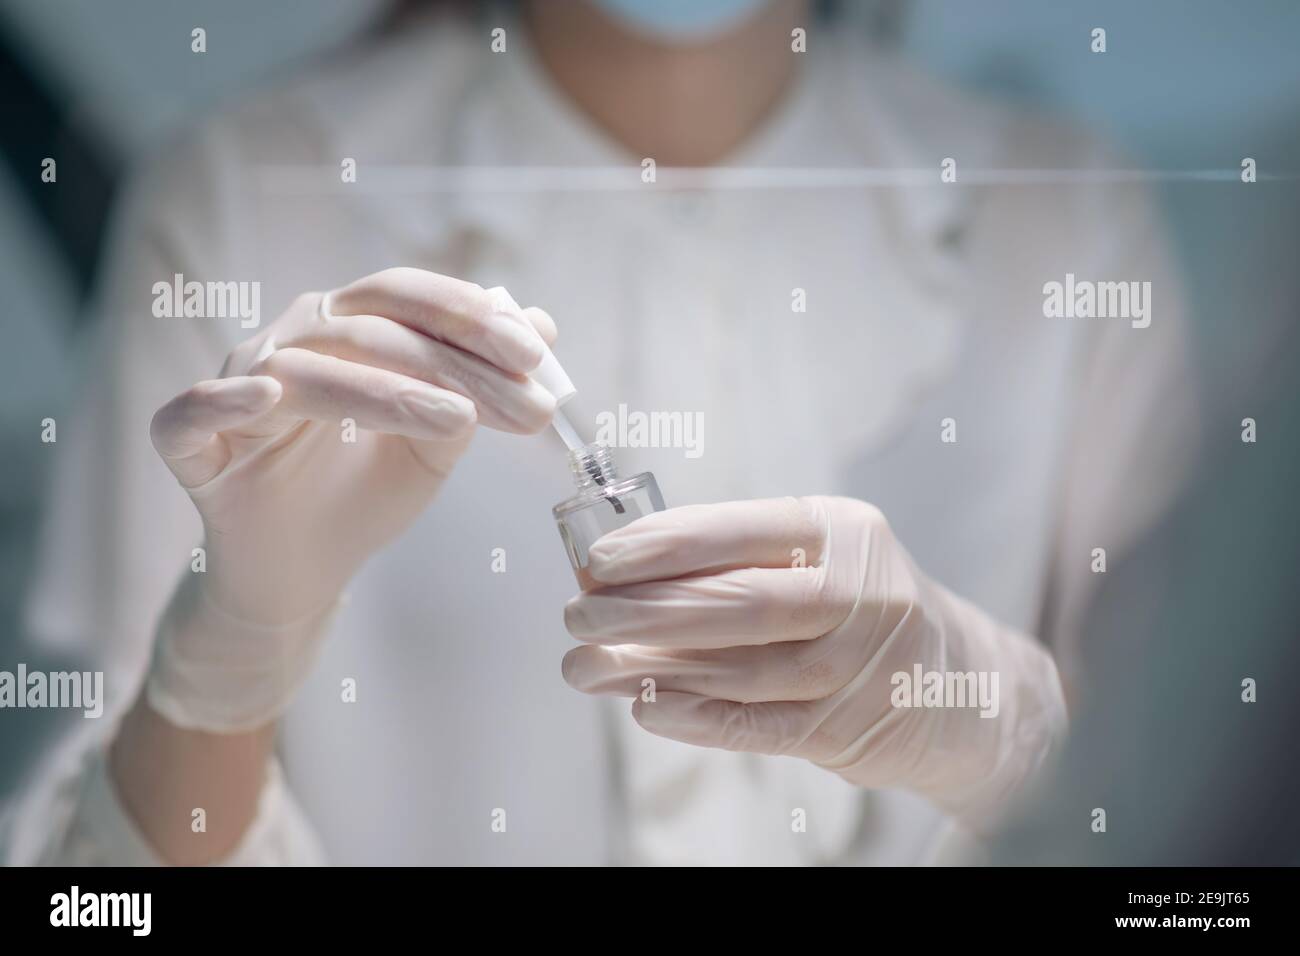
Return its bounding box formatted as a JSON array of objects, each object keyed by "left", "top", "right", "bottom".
[
  {"left": 148, "top": 269, "right": 556, "bottom": 732},
  {"left": 561, "top": 496, "right": 1069, "bottom": 830}
]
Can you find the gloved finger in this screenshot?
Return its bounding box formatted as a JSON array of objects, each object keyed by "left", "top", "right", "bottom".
[
  {"left": 587, "top": 497, "right": 826, "bottom": 586},
  {"left": 562, "top": 634, "right": 858, "bottom": 703},
  {"left": 564, "top": 565, "right": 852, "bottom": 648},
  {"left": 281, "top": 311, "right": 555, "bottom": 434},
  {"left": 250, "top": 346, "right": 477, "bottom": 440},
  {"left": 630, "top": 691, "right": 835, "bottom": 762},
  {"left": 150, "top": 376, "right": 284, "bottom": 488},
  {"left": 329, "top": 269, "right": 547, "bottom": 375},
  {"left": 520, "top": 305, "right": 558, "bottom": 346}
]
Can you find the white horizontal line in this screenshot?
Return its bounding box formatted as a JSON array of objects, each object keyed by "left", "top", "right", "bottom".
[{"left": 255, "top": 164, "right": 1291, "bottom": 193}]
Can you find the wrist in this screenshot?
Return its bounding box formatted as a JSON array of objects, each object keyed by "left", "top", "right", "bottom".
[
  {"left": 146, "top": 571, "right": 344, "bottom": 734},
  {"left": 917, "top": 582, "right": 1070, "bottom": 831}
]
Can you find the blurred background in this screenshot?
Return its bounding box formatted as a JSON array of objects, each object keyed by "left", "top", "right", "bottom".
[{"left": 1, "top": 0, "right": 1297, "bottom": 862}]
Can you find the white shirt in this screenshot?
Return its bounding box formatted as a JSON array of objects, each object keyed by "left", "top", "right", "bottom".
[{"left": 4, "top": 10, "right": 1197, "bottom": 865}]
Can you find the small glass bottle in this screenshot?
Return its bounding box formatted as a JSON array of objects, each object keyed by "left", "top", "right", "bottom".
[{"left": 554, "top": 442, "right": 665, "bottom": 590}]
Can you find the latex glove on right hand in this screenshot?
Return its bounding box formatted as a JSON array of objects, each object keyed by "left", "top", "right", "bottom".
[
  {"left": 148, "top": 269, "right": 556, "bottom": 732},
  {"left": 562, "top": 496, "right": 1069, "bottom": 832}
]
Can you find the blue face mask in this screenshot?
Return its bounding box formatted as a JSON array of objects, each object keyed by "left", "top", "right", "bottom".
[{"left": 590, "top": 0, "right": 771, "bottom": 42}]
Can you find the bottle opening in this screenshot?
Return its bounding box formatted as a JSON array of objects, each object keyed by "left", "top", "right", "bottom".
[{"left": 568, "top": 442, "right": 619, "bottom": 492}]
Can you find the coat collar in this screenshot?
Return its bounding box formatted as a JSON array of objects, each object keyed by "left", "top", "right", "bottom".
[{"left": 290, "top": 11, "right": 1002, "bottom": 267}]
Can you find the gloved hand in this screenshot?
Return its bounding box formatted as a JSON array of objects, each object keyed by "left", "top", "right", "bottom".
[
  {"left": 147, "top": 268, "right": 556, "bottom": 732},
  {"left": 561, "top": 496, "right": 1069, "bottom": 829}
]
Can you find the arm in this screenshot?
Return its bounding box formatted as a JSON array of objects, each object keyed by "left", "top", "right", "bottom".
[
  {"left": 13, "top": 124, "right": 558, "bottom": 865},
  {"left": 1037, "top": 168, "right": 1201, "bottom": 683}
]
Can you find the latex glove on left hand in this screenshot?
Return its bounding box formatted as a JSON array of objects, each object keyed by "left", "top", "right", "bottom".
[{"left": 561, "top": 496, "right": 1068, "bottom": 831}]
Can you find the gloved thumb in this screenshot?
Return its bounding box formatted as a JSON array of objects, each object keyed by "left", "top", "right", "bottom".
[{"left": 150, "top": 376, "right": 283, "bottom": 488}]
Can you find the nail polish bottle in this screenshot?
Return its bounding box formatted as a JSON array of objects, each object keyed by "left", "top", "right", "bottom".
[
  {"left": 553, "top": 440, "right": 665, "bottom": 590},
  {"left": 523, "top": 320, "right": 666, "bottom": 588}
]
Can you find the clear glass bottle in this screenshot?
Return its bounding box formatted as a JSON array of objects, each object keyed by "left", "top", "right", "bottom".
[{"left": 553, "top": 442, "right": 664, "bottom": 589}]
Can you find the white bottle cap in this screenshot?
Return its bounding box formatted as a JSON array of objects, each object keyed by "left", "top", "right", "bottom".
[
  {"left": 485, "top": 285, "right": 577, "bottom": 407},
  {"left": 532, "top": 344, "right": 577, "bottom": 407}
]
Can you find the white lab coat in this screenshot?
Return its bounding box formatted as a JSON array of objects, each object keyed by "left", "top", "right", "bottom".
[{"left": 5, "top": 10, "right": 1197, "bottom": 865}]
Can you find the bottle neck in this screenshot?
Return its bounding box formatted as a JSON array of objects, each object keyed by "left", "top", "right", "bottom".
[{"left": 569, "top": 443, "right": 620, "bottom": 493}]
